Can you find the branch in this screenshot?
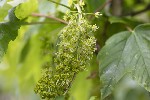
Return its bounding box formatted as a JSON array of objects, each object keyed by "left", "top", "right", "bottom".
[
  {"left": 48, "top": 0, "right": 71, "bottom": 10},
  {"left": 94, "top": 0, "right": 112, "bottom": 13},
  {"left": 112, "top": 0, "right": 122, "bottom": 16},
  {"left": 21, "top": 21, "right": 62, "bottom": 25},
  {"left": 31, "top": 13, "right": 68, "bottom": 24},
  {"left": 123, "top": 4, "right": 150, "bottom": 16},
  {"left": 89, "top": 0, "right": 112, "bottom": 19}
]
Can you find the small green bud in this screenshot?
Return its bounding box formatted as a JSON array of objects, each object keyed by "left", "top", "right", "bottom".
[
  {"left": 94, "top": 12, "right": 102, "bottom": 18},
  {"left": 35, "top": 10, "right": 98, "bottom": 99}
]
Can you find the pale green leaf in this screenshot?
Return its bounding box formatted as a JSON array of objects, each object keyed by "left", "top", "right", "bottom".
[
  {"left": 0, "top": 2, "right": 12, "bottom": 21},
  {"left": 69, "top": 67, "right": 93, "bottom": 100},
  {"left": 98, "top": 24, "right": 150, "bottom": 99},
  {"left": 15, "top": 0, "right": 38, "bottom": 20},
  {"left": 89, "top": 96, "right": 97, "bottom": 100}
]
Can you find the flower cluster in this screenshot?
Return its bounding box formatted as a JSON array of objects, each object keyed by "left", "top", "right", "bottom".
[{"left": 34, "top": 13, "right": 97, "bottom": 99}]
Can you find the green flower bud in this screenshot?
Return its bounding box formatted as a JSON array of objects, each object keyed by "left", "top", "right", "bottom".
[{"left": 94, "top": 12, "right": 102, "bottom": 18}]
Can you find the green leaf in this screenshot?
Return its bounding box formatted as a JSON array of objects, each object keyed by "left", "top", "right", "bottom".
[
  {"left": 19, "top": 38, "right": 30, "bottom": 63},
  {"left": 0, "top": 8, "right": 23, "bottom": 62},
  {"left": 98, "top": 23, "right": 150, "bottom": 99},
  {"left": 108, "top": 16, "right": 142, "bottom": 28},
  {"left": 55, "top": 96, "right": 65, "bottom": 100},
  {"left": 0, "top": 26, "right": 43, "bottom": 92},
  {"left": 15, "top": 0, "right": 38, "bottom": 20},
  {"left": 0, "top": 2, "right": 12, "bottom": 21},
  {"left": 114, "top": 76, "right": 150, "bottom": 100},
  {"left": 69, "top": 67, "right": 93, "bottom": 100},
  {"left": 89, "top": 96, "right": 97, "bottom": 100}
]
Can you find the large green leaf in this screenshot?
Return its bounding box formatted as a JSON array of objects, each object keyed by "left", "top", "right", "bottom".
[
  {"left": 98, "top": 24, "right": 150, "bottom": 99},
  {"left": 0, "top": 8, "right": 23, "bottom": 62}
]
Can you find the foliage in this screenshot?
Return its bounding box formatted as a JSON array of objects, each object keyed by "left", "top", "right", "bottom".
[
  {"left": 0, "top": 0, "right": 150, "bottom": 100},
  {"left": 97, "top": 24, "right": 150, "bottom": 99},
  {"left": 0, "top": 8, "right": 24, "bottom": 62},
  {"left": 15, "top": 0, "right": 38, "bottom": 20}
]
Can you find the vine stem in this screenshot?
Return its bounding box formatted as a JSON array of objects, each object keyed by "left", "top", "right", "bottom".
[
  {"left": 31, "top": 13, "right": 68, "bottom": 24},
  {"left": 89, "top": 0, "right": 112, "bottom": 19},
  {"left": 75, "top": 4, "right": 82, "bottom": 21},
  {"left": 94, "top": 0, "right": 112, "bottom": 13},
  {"left": 48, "top": 0, "right": 71, "bottom": 10},
  {"left": 21, "top": 21, "right": 62, "bottom": 25}
]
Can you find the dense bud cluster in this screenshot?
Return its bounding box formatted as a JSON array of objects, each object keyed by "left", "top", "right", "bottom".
[{"left": 34, "top": 12, "right": 98, "bottom": 99}]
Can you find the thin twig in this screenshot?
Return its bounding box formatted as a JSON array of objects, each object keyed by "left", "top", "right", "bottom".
[
  {"left": 31, "top": 13, "right": 68, "bottom": 24},
  {"left": 89, "top": 0, "right": 112, "bottom": 19},
  {"left": 94, "top": 0, "right": 112, "bottom": 13},
  {"left": 102, "top": 19, "right": 109, "bottom": 43},
  {"left": 123, "top": 4, "right": 150, "bottom": 16},
  {"left": 48, "top": 0, "right": 71, "bottom": 10},
  {"left": 22, "top": 21, "right": 62, "bottom": 25}
]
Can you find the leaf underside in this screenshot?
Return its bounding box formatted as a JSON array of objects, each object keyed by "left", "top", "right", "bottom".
[{"left": 98, "top": 24, "right": 150, "bottom": 99}]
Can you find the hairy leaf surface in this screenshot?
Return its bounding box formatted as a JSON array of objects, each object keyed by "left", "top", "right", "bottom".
[{"left": 98, "top": 24, "right": 150, "bottom": 99}]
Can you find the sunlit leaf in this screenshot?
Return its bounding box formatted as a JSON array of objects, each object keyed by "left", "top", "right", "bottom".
[
  {"left": 0, "top": 2, "right": 12, "bottom": 21},
  {"left": 15, "top": 0, "right": 38, "bottom": 20},
  {"left": 89, "top": 96, "right": 97, "bottom": 100}
]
